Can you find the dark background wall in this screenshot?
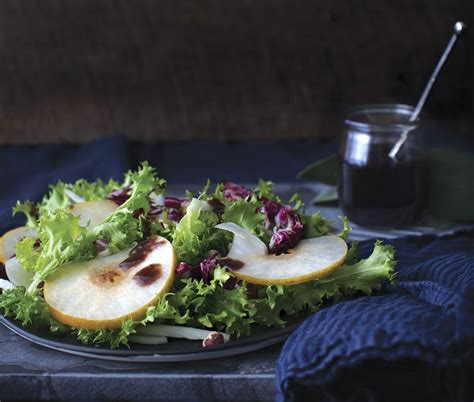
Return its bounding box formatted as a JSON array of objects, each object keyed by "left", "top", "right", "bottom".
[{"left": 0, "top": 0, "right": 472, "bottom": 144}]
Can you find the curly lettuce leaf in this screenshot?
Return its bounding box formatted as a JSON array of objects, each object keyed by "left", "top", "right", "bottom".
[
  {"left": 301, "top": 211, "right": 331, "bottom": 238},
  {"left": 104, "top": 161, "right": 165, "bottom": 217},
  {"left": 320, "top": 240, "right": 395, "bottom": 295},
  {"left": 89, "top": 162, "right": 166, "bottom": 252},
  {"left": 69, "top": 178, "right": 120, "bottom": 201},
  {"left": 16, "top": 209, "right": 93, "bottom": 293},
  {"left": 0, "top": 287, "right": 67, "bottom": 333},
  {"left": 39, "top": 181, "right": 71, "bottom": 216},
  {"left": 221, "top": 198, "right": 266, "bottom": 239},
  {"left": 13, "top": 201, "right": 38, "bottom": 228},
  {"left": 150, "top": 267, "right": 254, "bottom": 337},
  {"left": 172, "top": 198, "right": 230, "bottom": 264},
  {"left": 74, "top": 319, "right": 138, "bottom": 349},
  {"left": 338, "top": 215, "right": 351, "bottom": 240},
  {"left": 288, "top": 193, "right": 304, "bottom": 212},
  {"left": 253, "top": 180, "right": 281, "bottom": 202}
]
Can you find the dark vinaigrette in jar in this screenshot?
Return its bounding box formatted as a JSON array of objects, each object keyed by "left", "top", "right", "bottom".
[{"left": 338, "top": 105, "right": 426, "bottom": 227}]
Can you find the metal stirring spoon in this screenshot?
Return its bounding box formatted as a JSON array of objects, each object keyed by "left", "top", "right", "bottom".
[{"left": 389, "top": 21, "right": 466, "bottom": 160}]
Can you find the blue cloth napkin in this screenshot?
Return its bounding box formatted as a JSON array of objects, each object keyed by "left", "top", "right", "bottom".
[{"left": 276, "top": 234, "right": 474, "bottom": 402}]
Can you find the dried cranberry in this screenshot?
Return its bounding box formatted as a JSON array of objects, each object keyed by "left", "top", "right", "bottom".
[
  {"left": 202, "top": 332, "right": 225, "bottom": 348},
  {"left": 133, "top": 208, "right": 145, "bottom": 219},
  {"left": 167, "top": 209, "right": 183, "bottom": 222},
  {"left": 207, "top": 199, "right": 226, "bottom": 214},
  {"left": 0, "top": 263, "right": 7, "bottom": 280},
  {"left": 246, "top": 283, "right": 259, "bottom": 299},
  {"left": 93, "top": 238, "right": 109, "bottom": 253},
  {"left": 223, "top": 276, "right": 236, "bottom": 290}
]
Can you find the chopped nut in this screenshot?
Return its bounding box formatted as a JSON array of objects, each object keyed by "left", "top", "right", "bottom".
[{"left": 202, "top": 332, "right": 225, "bottom": 348}]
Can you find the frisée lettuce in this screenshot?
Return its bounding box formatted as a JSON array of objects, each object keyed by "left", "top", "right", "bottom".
[{"left": 0, "top": 163, "right": 396, "bottom": 348}]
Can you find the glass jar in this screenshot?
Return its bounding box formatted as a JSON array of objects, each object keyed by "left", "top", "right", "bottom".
[{"left": 338, "top": 104, "right": 426, "bottom": 227}]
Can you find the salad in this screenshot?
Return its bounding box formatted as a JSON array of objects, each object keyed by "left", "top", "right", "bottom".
[{"left": 0, "top": 162, "right": 395, "bottom": 348}]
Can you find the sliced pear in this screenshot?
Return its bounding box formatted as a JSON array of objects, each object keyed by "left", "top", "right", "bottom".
[
  {"left": 216, "top": 223, "right": 348, "bottom": 285},
  {"left": 69, "top": 199, "right": 118, "bottom": 228},
  {"left": 0, "top": 226, "right": 37, "bottom": 264},
  {"left": 44, "top": 235, "right": 176, "bottom": 329}
]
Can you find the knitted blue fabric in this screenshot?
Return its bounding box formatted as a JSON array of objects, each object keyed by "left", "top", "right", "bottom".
[{"left": 276, "top": 234, "right": 474, "bottom": 402}]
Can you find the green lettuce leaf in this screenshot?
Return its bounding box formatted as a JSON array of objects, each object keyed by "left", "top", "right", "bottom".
[
  {"left": 301, "top": 211, "right": 331, "bottom": 238},
  {"left": 338, "top": 215, "right": 351, "bottom": 240},
  {"left": 320, "top": 240, "right": 395, "bottom": 295},
  {"left": 17, "top": 209, "right": 93, "bottom": 293},
  {"left": 151, "top": 267, "right": 254, "bottom": 337},
  {"left": 221, "top": 197, "right": 266, "bottom": 239},
  {"left": 0, "top": 287, "right": 67, "bottom": 333},
  {"left": 89, "top": 162, "right": 166, "bottom": 252},
  {"left": 69, "top": 178, "right": 120, "bottom": 201},
  {"left": 12, "top": 201, "right": 38, "bottom": 228},
  {"left": 253, "top": 180, "right": 281, "bottom": 202},
  {"left": 172, "top": 199, "right": 230, "bottom": 264},
  {"left": 73, "top": 319, "right": 138, "bottom": 349},
  {"left": 288, "top": 193, "right": 304, "bottom": 212},
  {"left": 39, "top": 181, "right": 71, "bottom": 216}
]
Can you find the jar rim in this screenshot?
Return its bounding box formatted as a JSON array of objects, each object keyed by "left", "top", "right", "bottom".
[{"left": 344, "top": 103, "right": 420, "bottom": 132}]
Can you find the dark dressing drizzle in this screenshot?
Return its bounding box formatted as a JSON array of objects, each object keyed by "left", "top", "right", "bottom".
[
  {"left": 220, "top": 257, "right": 245, "bottom": 271},
  {"left": 133, "top": 264, "right": 162, "bottom": 286},
  {"left": 120, "top": 235, "right": 165, "bottom": 270}
]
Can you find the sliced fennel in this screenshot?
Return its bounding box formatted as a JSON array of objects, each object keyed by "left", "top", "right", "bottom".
[
  {"left": 0, "top": 278, "right": 15, "bottom": 290},
  {"left": 215, "top": 222, "right": 267, "bottom": 257},
  {"left": 6, "top": 257, "right": 33, "bottom": 288},
  {"left": 137, "top": 324, "right": 230, "bottom": 343},
  {"left": 150, "top": 192, "right": 165, "bottom": 206},
  {"left": 64, "top": 189, "right": 85, "bottom": 204},
  {"left": 129, "top": 335, "right": 168, "bottom": 345}
]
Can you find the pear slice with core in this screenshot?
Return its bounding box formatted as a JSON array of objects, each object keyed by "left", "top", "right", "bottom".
[
  {"left": 44, "top": 235, "right": 176, "bottom": 329},
  {"left": 69, "top": 199, "right": 118, "bottom": 228},
  {"left": 0, "top": 226, "right": 37, "bottom": 264},
  {"left": 216, "top": 222, "right": 348, "bottom": 285}
]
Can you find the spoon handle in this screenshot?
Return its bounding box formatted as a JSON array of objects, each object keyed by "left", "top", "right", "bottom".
[{"left": 389, "top": 21, "right": 466, "bottom": 160}]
